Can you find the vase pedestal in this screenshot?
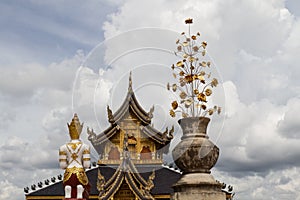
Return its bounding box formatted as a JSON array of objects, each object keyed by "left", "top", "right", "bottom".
[{"left": 171, "top": 173, "right": 225, "bottom": 200}]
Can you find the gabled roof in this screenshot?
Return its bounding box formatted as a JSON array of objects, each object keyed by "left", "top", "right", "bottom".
[{"left": 97, "top": 147, "right": 155, "bottom": 200}]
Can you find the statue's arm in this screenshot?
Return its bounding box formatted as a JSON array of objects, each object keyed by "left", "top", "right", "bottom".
[
  {"left": 59, "top": 146, "right": 68, "bottom": 169},
  {"left": 82, "top": 145, "right": 91, "bottom": 169}
]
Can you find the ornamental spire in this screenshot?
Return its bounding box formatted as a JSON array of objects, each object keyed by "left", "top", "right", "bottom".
[{"left": 128, "top": 71, "right": 133, "bottom": 93}]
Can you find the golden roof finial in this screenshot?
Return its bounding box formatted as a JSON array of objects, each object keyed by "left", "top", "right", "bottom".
[{"left": 67, "top": 113, "right": 84, "bottom": 140}]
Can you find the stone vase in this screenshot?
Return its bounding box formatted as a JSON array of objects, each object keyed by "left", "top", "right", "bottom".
[{"left": 171, "top": 117, "right": 225, "bottom": 200}]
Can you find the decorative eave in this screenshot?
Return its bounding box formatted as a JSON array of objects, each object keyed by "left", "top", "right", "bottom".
[
  {"left": 88, "top": 123, "right": 174, "bottom": 155},
  {"left": 97, "top": 149, "right": 155, "bottom": 200},
  {"left": 87, "top": 125, "right": 120, "bottom": 153},
  {"left": 142, "top": 125, "right": 174, "bottom": 145}
]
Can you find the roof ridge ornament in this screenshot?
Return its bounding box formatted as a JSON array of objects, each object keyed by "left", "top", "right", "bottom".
[
  {"left": 106, "top": 105, "right": 115, "bottom": 123},
  {"left": 148, "top": 105, "right": 155, "bottom": 119},
  {"left": 168, "top": 125, "right": 174, "bottom": 139},
  {"left": 128, "top": 71, "right": 133, "bottom": 93},
  {"left": 123, "top": 130, "right": 129, "bottom": 152}
]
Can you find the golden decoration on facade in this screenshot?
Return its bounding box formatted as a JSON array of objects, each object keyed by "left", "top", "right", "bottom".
[
  {"left": 97, "top": 169, "right": 106, "bottom": 194},
  {"left": 168, "top": 18, "right": 221, "bottom": 118}
]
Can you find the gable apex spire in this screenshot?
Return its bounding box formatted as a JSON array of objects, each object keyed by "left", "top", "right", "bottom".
[{"left": 128, "top": 71, "right": 133, "bottom": 93}]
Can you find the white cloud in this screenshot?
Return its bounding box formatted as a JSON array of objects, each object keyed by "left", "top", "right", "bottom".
[
  {"left": 278, "top": 98, "right": 300, "bottom": 139},
  {"left": 215, "top": 82, "right": 300, "bottom": 176},
  {"left": 0, "top": 51, "right": 83, "bottom": 99},
  {"left": 214, "top": 167, "right": 300, "bottom": 200},
  {"left": 0, "top": 180, "right": 23, "bottom": 200}
]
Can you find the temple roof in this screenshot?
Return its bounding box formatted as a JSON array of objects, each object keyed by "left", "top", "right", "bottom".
[
  {"left": 88, "top": 72, "right": 173, "bottom": 154},
  {"left": 25, "top": 164, "right": 182, "bottom": 198}
]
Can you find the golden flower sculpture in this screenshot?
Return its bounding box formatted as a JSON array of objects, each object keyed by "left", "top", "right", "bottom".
[{"left": 168, "top": 18, "right": 221, "bottom": 118}]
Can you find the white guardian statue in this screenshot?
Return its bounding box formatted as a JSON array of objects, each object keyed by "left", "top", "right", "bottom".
[{"left": 59, "top": 114, "right": 91, "bottom": 200}]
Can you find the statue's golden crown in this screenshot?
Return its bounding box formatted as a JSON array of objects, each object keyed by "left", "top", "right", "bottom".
[{"left": 67, "top": 113, "right": 83, "bottom": 140}]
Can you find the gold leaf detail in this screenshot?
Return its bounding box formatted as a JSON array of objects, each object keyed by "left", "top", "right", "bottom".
[
  {"left": 197, "top": 93, "right": 207, "bottom": 102},
  {"left": 185, "top": 98, "right": 193, "bottom": 107},
  {"left": 179, "top": 91, "right": 187, "bottom": 99},
  {"left": 211, "top": 78, "right": 218, "bottom": 87},
  {"left": 185, "top": 18, "right": 193, "bottom": 24},
  {"left": 217, "top": 107, "right": 222, "bottom": 114},
  {"left": 201, "top": 61, "right": 207, "bottom": 67},
  {"left": 193, "top": 46, "right": 199, "bottom": 52},
  {"left": 172, "top": 84, "right": 177, "bottom": 92},
  {"left": 184, "top": 75, "right": 193, "bottom": 83},
  {"left": 176, "top": 61, "right": 184, "bottom": 67},
  {"left": 171, "top": 101, "right": 178, "bottom": 110},
  {"left": 169, "top": 110, "right": 176, "bottom": 117},
  {"left": 205, "top": 88, "right": 212, "bottom": 96},
  {"left": 183, "top": 42, "right": 189, "bottom": 46}
]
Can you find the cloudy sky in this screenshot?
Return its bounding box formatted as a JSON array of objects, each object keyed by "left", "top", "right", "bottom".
[{"left": 1, "top": 0, "right": 300, "bottom": 199}]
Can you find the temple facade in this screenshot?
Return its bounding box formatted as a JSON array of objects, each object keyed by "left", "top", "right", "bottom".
[{"left": 24, "top": 74, "right": 234, "bottom": 200}]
